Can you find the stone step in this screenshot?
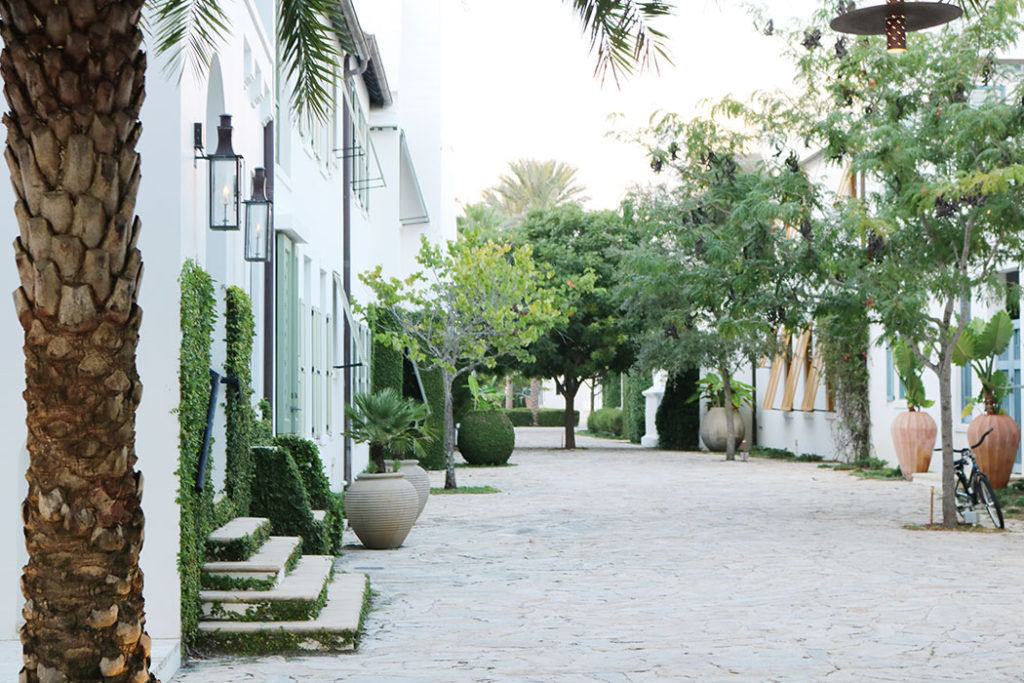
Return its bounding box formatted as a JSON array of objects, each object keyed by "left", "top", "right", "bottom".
[
  {"left": 202, "top": 536, "right": 302, "bottom": 590},
  {"left": 206, "top": 517, "right": 272, "bottom": 562},
  {"left": 197, "top": 573, "right": 368, "bottom": 652},
  {"left": 201, "top": 555, "right": 334, "bottom": 621}
]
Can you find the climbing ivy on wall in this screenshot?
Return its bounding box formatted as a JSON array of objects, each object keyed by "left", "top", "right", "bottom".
[
  {"left": 178, "top": 260, "right": 217, "bottom": 643},
  {"left": 371, "top": 308, "right": 404, "bottom": 394},
  {"left": 224, "top": 286, "right": 259, "bottom": 516}
]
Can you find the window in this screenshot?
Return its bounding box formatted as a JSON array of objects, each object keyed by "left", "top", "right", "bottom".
[{"left": 885, "top": 344, "right": 907, "bottom": 402}]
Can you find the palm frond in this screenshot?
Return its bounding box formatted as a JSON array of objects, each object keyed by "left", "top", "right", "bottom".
[
  {"left": 565, "top": 0, "right": 674, "bottom": 86},
  {"left": 149, "top": 0, "right": 231, "bottom": 83},
  {"left": 279, "top": 0, "right": 344, "bottom": 125}
]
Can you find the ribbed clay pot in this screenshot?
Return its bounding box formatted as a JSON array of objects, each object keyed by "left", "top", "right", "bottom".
[
  {"left": 699, "top": 407, "right": 744, "bottom": 452},
  {"left": 387, "top": 459, "right": 431, "bottom": 519},
  {"left": 890, "top": 409, "right": 936, "bottom": 480},
  {"left": 345, "top": 473, "right": 419, "bottom": 549},
  {"left": 968, "top": 412, "right": 1020, "bottom": 489}
]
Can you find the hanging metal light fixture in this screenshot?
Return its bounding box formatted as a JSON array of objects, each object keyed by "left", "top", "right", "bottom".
[
  {"left": 244, "top": 167, "right": 272, "bottom": 262},
  {"left": 831, "top": 1, "right": 962, "bottom": 54},
  {"left": 198, "top": 114, "right": 243, "bottom": 230}
]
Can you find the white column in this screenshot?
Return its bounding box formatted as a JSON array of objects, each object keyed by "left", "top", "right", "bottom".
[{"left": 641, "top": 370, "right": 668, "bottom": 448}]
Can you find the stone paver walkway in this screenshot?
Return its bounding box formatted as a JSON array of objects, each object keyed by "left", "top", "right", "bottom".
[{"left": 171, "top": 428, "right": 1024, "bottom": 682}]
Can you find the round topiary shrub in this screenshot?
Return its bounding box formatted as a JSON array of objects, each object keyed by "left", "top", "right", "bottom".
[{"left": 457, "top": 410, "right": 515, "bottom": 466}]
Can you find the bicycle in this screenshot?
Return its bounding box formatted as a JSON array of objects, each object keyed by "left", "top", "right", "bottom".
[{"left": 948, "top": 428, "right": 1004, "bottom": 529}]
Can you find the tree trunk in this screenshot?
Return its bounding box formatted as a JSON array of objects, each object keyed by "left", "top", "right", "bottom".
[
  {"left": 504, "top": 374, "right": 513, "bottom": 410},
  {"left": 443, "top": 369, "right": 457, "bottom": 489},
  {"left": 561, "top": 376, "right": 580, "bottom": 449},
  {"left": 370, "top": 442, "right": 387, "bottom": 475},
  {"left": 938, "top": 350, "right": 956, "bottom": 527},
  {"left": 529, "top": 378, "right": 540, "bottom": 425},
  {"left": 721, "top": 363, "right": 736, "bottom": 461},
  {"left": 0, "top": 1, "right": 154, "bottom": 680}
]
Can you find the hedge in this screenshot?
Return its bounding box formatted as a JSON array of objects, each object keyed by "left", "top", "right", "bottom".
[
  {"left": 623, "top": 372, "right": 648, "bottom": 444},
  {"left": 655, "top": 370, "right": 700, "bottom": 450},
  {"left": 457, "top": 410, "right": 515, "bottom": 465},
  {"left": 251, "top": 447, "right": 327, "bottom": 555},
  {"left": 371, "top": 309, "right": 403, "bottom": 394},
  {"left": 504, "top": 407, "right": 578, "bottom": 427},
  {"left": 412, "top": 364, "right": 447, "bottom": 470},
  {"left": 178, "top": 260, "right": 218, "bottom": 643},
  {"left": 587, "top": 407, "right": 623, "bottom": 436},
  {"left": 224, "top": 286, "right": 258, "bottom": 516},
  {"left": 602, "top": 373, "right": 622, "bottom": 408},
  {"left": 274, "top": 435, "right": 344, "bottom": 554}
]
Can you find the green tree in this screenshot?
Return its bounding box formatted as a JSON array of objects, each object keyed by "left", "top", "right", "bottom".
[
  {"left": 482, "top": 159, "right": 588, "bottom": 226},
  {"left": 360, "top": 232, "right": 564, "bottom": 489},
  {"left": 796, "top": 0, "right": 1024, "bottom": 526},
  {"left": 0, "top": 0, "right": 673, "bottom": 676},
  {"left": 516, "top": 205, "right": 634, "bottom": 448},
  {"left": 624, "top": 107, "right": 819, "bottom": 460}
]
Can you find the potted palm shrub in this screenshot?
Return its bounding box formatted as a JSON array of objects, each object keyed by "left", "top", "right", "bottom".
[
  {"left": 954, "top": 310, "right": 1021, "bottom": 489},
  {"left": 691, "top": 372, "right": 753, "bottom": 452},
  {"left": 344, "top": 388, "right": 436, "bottom": 549},
  {"left": 890, "top": 338, "right": 936, "bottom": 479}
]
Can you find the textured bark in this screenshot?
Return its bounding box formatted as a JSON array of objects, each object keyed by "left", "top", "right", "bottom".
[{"left": 0, "top": 0, "right": 154, "bottom": 680}]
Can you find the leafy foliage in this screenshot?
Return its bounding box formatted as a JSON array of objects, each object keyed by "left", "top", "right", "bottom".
[
  {"left": 344, "top": 388, "right": 436, "bottom": 474},
  {"left": 818, "top": 296, "right": 872, "bottom": 465},
  {"left": 564, "top": 0, "right": 673, "bottom": 85},
  {"left": 482, "top": 159, "right": 588, "bottom": 224},
  {"left": 587, "top": 407, "right": 624, "bottom": 436},
  {"left": 224, "top": 286, "right": 260, "bottom": 516},
  {"left": 602, "top": 373, "right": 622, "bottom": 408},
  {"left": 516, "top": 205, "right": 634, "bottom": 447},
  {"left": 178, "top": 260, "right": 217, "bottom": 643},
  {"left": 891, "top": 337, "right": 933, "bottom": 411},
  {"left": 457, "top": 410, "right": 516, "bottom": 466},
  {"left": 273, "top": 435, "right": 344, "bottom": 555},
  {"left": 953, "top": 310, "right": 1015, "bottom": 415},
  {"left": 792, "top": 0, "right": 1024, "bottom": 524},
  {"left": 623, "top": 101, "right": 819, "bottom": 459},
  {"left": 656, "top": 370, "right": 699, "bottom": 450},
  {"left": 690, "top": 372, "right": 753, "bottom": 409},
  {"left": 622, "top": 372, "right": 648, "bottom": 444},
  {"left": 371, "top": 309, "right": 404, "bottom": 394},
  {"left": 250, "top": 447, "right": 327, "bottom": 555},
  {"left": 359, "top": 231, "right": 564, "bottom": 487}
]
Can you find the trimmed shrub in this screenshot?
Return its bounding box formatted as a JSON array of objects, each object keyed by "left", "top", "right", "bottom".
[
  {"left": 224, "top": 286, "right": 258, "bottom": 516},
  {"left": 587, "top": 407, "right": 623, "bottom": 436},
  {"left": 273, "top": 435, "right": 343, "bottom": 554},
  {"left": 655, "top": 370, "right": 699, "bottom": 450},
  {"left": 504, "top": 407, "right": 578, "bottom": 427},
  {"left": 412, "top": 365, "right": 447, "bottom": 470},
  {"left": 458, "top": 410, "right": 515, "bottom": 465},
  {"left": 251, "top": 447, "right": 328, "bottom": 555},
  {"left": 602, "top": 373, "right": 622, "bottom": 408},
  {"left": 623, "top": 372, "right": 648, "bottom": 444},
  {"left": 178, "top": 260, "right": 217, "bottom": 643},
  {"left": 371, "top": 310, "right": 403, "bottom": 394}
]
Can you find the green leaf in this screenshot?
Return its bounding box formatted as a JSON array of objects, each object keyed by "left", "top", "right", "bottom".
[
  {"left": 952, "top": 327, "right": 976, "bottom": 367},
  {"left": 981, "top": 310, "right": 1014, "bottom": 357}
]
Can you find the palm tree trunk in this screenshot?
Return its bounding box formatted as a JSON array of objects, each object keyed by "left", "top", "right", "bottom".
[{"left": 0, "top": 1, "right": 154, "bottom": 680}]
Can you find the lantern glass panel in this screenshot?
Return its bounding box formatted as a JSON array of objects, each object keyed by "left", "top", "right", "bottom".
[
  {"left": 245, "top": 202, "right": 271, "bottom": 261},
  {"left": 210, "top": 156, "right": 240, "bottom": 229}
]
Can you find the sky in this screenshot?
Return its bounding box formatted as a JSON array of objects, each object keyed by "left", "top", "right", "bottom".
[{"left": 442, "top": 0, "right": 825, "bottom": 212}]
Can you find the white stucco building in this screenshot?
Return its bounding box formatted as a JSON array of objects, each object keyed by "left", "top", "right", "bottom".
[{"left": 0, "top": 0, "right": 452, "bottom": 678}]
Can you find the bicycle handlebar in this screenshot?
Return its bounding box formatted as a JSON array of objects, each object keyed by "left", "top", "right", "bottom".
[{"left": 933, "top": 427, "right": 995, "bottom": 453}]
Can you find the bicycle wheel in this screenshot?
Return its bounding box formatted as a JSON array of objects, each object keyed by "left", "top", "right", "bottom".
[
  {"left": 977, "top": 473, "right": 1005, "bottom": 529},
  {"left": 954, "top": 475, "right": 971, "bottom": 524}
]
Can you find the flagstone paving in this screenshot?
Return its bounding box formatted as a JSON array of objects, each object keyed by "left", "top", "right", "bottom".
[{"left": 170, "top": 428, "right": 1024, "bottom": 682}]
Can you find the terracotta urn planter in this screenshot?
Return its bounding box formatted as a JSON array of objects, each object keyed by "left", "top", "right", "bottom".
[
  {"left": 890, "top": 410, "right": 936, "bottom": 479},
  {"left": 968, "top": 413, "right": 1020, "bottom": 489},
  {"left": 386, "top": 459, "right": 431, "bottom": 519},
  {"left": 699, "top": 407, "right": 744, "bottom": 452},
  {"left": 345, "top": 473, "right": 419, "bottom": 549}
]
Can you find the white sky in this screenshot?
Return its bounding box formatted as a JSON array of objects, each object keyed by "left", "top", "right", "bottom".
[{"left": 442, "top": 0, "right": 824, "bottom": 212}]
